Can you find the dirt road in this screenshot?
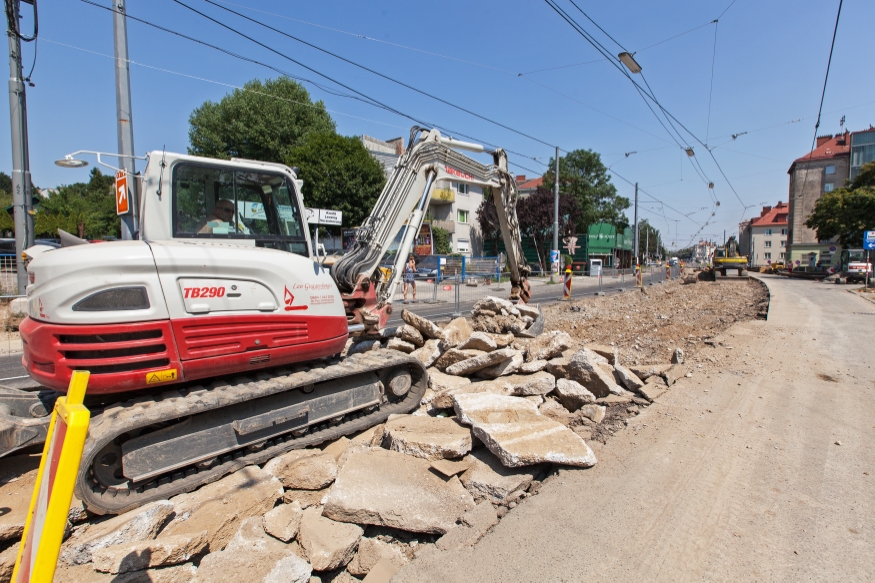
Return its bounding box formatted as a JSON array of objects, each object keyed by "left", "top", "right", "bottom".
[{"left": 395, "top": 275, "right": 875, "bottom": 582}]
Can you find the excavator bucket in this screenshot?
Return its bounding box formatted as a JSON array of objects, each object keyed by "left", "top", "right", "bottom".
[{"left": 516, "top": 304, "right": 545, "bottom": 338}]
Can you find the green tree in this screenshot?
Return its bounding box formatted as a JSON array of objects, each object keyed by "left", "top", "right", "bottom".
[
  {"left": 805, "top": 161, "right": 875, "bottom": 248},
  {"left": 285, "top": 133, "right": 386, "bottom": 228},
  {"left": 35, "top": 168, "right": 119, "bottom": 239},
  {"left": 432, "top": 226, "right": 451, "bottom": 254},
  {"left": 637, "top": 218, "right": 665, "bottom": 259},
  {"left": 542, "top": 149, "right": 629, "bottom": 230},
  {"left": 188, "top": 77, "right": 336, "bottom": 163}
]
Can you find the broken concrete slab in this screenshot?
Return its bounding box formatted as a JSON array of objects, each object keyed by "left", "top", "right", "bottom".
[
  {"left": 578, "top": 404, "right": 606, "bottom": 424},
  {"left": 458, "top": 331, "right": 497, "bottom": 352},
  {"left": 553, "top": 378, "right": 596, "bottom": 412},
  {"left": 263, "top": 501, "right": 303, "bottom": 543},
  {"left": 567, "top": 349, "right": 622, "bottom": 398},
  {"left": 638, "top": 377, "right": 668, "bottom": 402},
  {"left": 346, "top": 537, "right": 408, "bottom": 577},
  {"left": 429, "top": 380, "right": 513, "bottom": 409},
  {"left": 428, "top": 370, "right": 471, "bottom": 393},
  {"left": 487, "top": 332, "right": 515, "bottom": 348},
  {"left": 324, "top": 449, "right": 475, "bottom": 534},
  {"left": 501, "top": 371, "right": 556, "bottom": 396},
  {"left": 0, "top": 543, "right": 18, "bottom": 582},
  {"left": 523, "top": 331, "right": 573, "bottom": 362},
  {"left": 544, "top": 356, "right": 571, "bottom": 379},
  {"left": 473, "top": 296, "right": 519, "bottom": 317},
  {"left": 459, "top": 450, "right": 535, "bottom": 502},
  {"left": 518, "top": 359, "right": 548, "bottom": 374},
  {"left": 460, "top": 500, "right": 500, "bottom": 533},
  {"left": 298, "top": 506, "right": 363, "bottom": 572},
  {"left": 401, "top": 309, "right": 442, "bottom": 339},
  {"left": 628, "top": 363, "right": 672, "bottom": 381},
  {"left": 91, "top": 531, "right": 208, "bottom": 574},
  {"left": 382, "top": 415, "right": 472, "bottom": 460},
  {"left": 440, "top": 317, "right": 474, "bottom": 349},
  {"left": 671, "top": 347, "right": 684, "bottom": 364},
  {"left": 433, "top": 348, "right": 485, "bottom": 372},
  {"left": 386, "top": 337, "right": 415, "bottom": 353},
  {"left": 399, "top": 325, "right": 424, "bottom": 347},
  {"left": 61, "top": 500, "right": 175, "bottom": 566},
  {"left": 321, "top": 437, "right": 350, "bottom": 462},
  {"left": 409, "top": 338, "right": 442, "bottom": 368},
  {"left": 587, "top": 344, "right": 619, "bottom": 365},
  {"left": 445, "top": 347, "right": 519, "bottom": 376},
  {"left": 664, "top": 364, "right": 686, "bottom": 386},
  {"left": 162, "top": 466, "right": 283, "bottom": 552},
  {"left": 348, "top": 340, "right": 382, "bottom": 355},
  {"left": 362, "top": 557, "right": 404, "bottom": 583},
  {"left": 614, "top": 363, "right": 645, "bottom": 393},
  {"left": 538, "top": 399, "right": 574, "bottom": 426},
  {"left": 430, "top": 458, "right": 472, "bottom": 478},
  {"left": 283, "top": 489, "right": 329, "bottom": 509},
  {"left": 453, "top": 393, "right": 597, "bottom": 469},
  {"left": 476, "top": 350, "right": 524, "bottom": 378},
  {"left": 516, "top": 303, "right": 540, "bottom": 319},
  {"left": 435, "top": 500, "right": 500, "bottom": 551},
  {"left": 195, "top": 525, "right": 310, "bottom": 583},
  {"left": 264, "top": 450, "right": 338, "bottom": 491}
]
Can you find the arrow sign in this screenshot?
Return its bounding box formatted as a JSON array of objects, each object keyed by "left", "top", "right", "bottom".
[{"left": 115, "top": 171, "right": 130, "bottom": 215}]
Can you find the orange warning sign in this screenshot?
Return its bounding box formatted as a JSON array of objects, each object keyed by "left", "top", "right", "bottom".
[{"left": 115, "top": 170, "right": 130, "bottom": 215}]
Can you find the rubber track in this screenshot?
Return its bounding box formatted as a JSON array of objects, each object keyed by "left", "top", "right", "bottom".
[{"left": 76, "top": 350, "right": 427, "bottom": 515}]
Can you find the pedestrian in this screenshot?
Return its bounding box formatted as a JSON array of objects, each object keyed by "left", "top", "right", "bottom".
[{"left": 403, "top": 255, "right": 417, "bottom": 303}]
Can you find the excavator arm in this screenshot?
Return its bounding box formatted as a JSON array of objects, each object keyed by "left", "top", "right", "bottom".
[{"left": 332, "top": 127, "right": 532, "bottom": 331}]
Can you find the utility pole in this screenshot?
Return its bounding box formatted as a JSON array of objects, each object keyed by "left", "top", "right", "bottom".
[
  {"left": 632, "top": 182, "right": 639, "bottom": 267},
  {"left": 645, "top": 228, "right": 649, "bottom": 263},
  {"left": 550, "top": 145, "right": 559, "bottom": 282},
  {"left": 114, "top": 0, "right": 138, "bottom": 239},
  {"left": 6, "top": 0, "right": 34, "bottom": 295}
]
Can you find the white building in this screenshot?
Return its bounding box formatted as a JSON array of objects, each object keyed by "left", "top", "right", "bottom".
[{"left": 739, "top": 202, "right": 789, "bottom": 267}]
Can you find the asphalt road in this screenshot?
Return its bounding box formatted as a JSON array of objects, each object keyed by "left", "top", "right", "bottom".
[{"left": 395, "top": 275, "right": 875, "bottom": 582}]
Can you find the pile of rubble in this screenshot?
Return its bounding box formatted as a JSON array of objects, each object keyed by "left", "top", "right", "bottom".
[{"left": 0, "top": 296, "right": 690, "bottom": 583}]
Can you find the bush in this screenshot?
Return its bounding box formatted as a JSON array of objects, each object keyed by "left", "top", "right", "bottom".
[{"left": 433, "top": 226, "right": 451, "bottom": 254}]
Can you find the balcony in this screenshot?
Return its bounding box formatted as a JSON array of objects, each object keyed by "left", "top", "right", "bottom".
[
  {"left": 430, "top": 219, "right": 455, "bottom": 234},
  {"left": 430, "top": 188, "right": 455, "bottom": 204}
]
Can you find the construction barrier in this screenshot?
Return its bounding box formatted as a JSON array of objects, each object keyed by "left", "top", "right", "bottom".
[
  {"left": 636, "top": 264, "right": 643, "bottom": 287},
  {"left": 563, "top": 267, "right": 572, "bottom": 298},
  {"left": 13, "top": 371, "right": 91, "bottom": 583}
]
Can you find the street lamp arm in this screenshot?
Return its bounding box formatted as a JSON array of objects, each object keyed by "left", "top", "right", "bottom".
[{"left": 56, "top": 150, "right": 147, "bottom": 173}]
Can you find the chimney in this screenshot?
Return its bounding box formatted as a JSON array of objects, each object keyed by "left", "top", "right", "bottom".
[
  {"left": 515, "top": 175, "right": 526, "bottom": 183},
  {"left": 815, "top": 134, "right": 833, "bottom": 148},
  {"left": 761, "top": 205, "right": 771, "bottom": 216}
]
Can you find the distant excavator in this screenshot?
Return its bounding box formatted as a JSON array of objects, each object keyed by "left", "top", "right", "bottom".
[{"left": 712, "top": 235, "right": 749, "bottom": 276}]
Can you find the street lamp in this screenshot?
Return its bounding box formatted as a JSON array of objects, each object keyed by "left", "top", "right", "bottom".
[
  {"left": 618, "top": 52, "right": 642, "bottom": 74},
  {"left": 54, "top": 150, "right": 145, "bottom": 173}
]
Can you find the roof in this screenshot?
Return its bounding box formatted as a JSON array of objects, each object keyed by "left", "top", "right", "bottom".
[
  {"left": 750, "top": 202, "right": 789, "bottom": 227},
  {"left": 790, "top": 132, "right": 849, "bottom": 167},
  {"left": 517, "top": 176, "right": 543, "bottom": 190}
]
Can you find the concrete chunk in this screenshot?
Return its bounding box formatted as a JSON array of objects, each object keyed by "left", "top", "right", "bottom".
[
  {"left": 445, "top": 347, "right": 519, "bottom": 376},
  {"left": 476, "top": 351, "right": 524, "bottom": 378},
  {"left": 61, "top": 500, "right": 175, "bottom": 566},
  {"left": 639, "top": 376, "right": 668, "bottom": 402},
  {"left": 523, "top": 331, "right": 573, "bottom": 362},
  {"left": 324, "top": 449, "right": 475, "bottom": 534},
  {"left": 440, "top": 317, "right": 474, "bottom": 349},
  {"left": 453, "top": 393, "right": 597, "bottom": 468},
  {"left": 264, "top": 450, "right": 337, "bottom": 490},
  {"left": 614, "top": 363, "right": 645, "bottom": 392},
  {"left": 401, "top": 309, "right": 442, "bottom": 339},
  {"left": 488, "top": 332, "right": 515, "bottom": 348},
  {"left": 430, "top": 380, "right": 513, "bottom": 409},
  {"left": 459, "top": 449, "right": 535, "bottom": 502},
  {"left": 587, "top": 344, "right": 619, "bottom": 365},
  {"left": 428, "top": 369, "right": 471, "bottom": 393},
  {"left": 386, "top": 337, "right": 415, "bottom": 353},
  {"left": 629, "top": 363, "right": 672, "bottom": 381},
  {"left": 671, "top": 347, "right": 684, "bottom": 364},
  {"left": 162, "top": 466, "right": 283, "bottom": 552},
  {"left": 459, "top": 331, "right": 498, "bottom": 352},
  {"left": 409, "top": 338, "right": 442, "bottom": 367},
  {"left": 347, "top": 538, "right": 408, "bottom": 577},
  {"left": 665, "top": 363, "right": 686, "bottom": 386},
  {"left": 348, "top": 339, "right": 382, "bottom": 355},
  {"left": 298, "top": 507, "right": 363, "bottom": 572},
  {"left": 518, "top": 360, "right": 548, "bottom": 374},
  {"left": 0, "top": 543, "right": 18, "bottom": 582},
  {"left": 579, "top": 404, "right": 606, "bottom": 424},
  {"left": 430, "top": 458, "right": 472, "bottom": 477},
  {"left": 399, "top": 324, "right": 424, "bottom": 347},
  {"left": 382, "top": 415, "right": 472, "bottom": 460},
  {"left": 553, "top": 378, "right": 596, "bottom": 411},
  {"left": 567, "top": 349, "right": 622, "bottom": 398},
  {"left": 362, "top": 557, "right": 404, "bottom": 583},
  {"left": 92, "top": 531, "right": 208, "bottom": 574},
  {"left": 502, "top": 371, "right": 556, "bottom": 396},
  {"left": 473, "top": 296, "right": 519, "bottom": 317},
  {"left": 263, "top": 501, "right": 303, "bottom": 543},
  {"left": 433, "top": 348, "right": 485, "bottom": 372}
]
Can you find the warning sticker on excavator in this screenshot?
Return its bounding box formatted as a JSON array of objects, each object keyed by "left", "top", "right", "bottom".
[{"left": 146, "top": 369, "right": 178, "bottom": 384}]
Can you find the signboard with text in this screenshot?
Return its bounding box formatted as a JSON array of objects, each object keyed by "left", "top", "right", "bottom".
[
  {"left": 115, "top": 171, "right": 130, "bottom": 215},
  {"left": 864, "top": 231, "right": 875, "bottom": 251},
  {"left": 305, "top": 208, "right": 343, "bottom": 226}
]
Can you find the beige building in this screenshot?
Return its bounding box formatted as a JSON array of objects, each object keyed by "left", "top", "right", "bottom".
[{"left": 740, "top": 202, "right": 788, "bottom": 267}]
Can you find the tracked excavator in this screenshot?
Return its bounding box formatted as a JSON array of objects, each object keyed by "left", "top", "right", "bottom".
[{"left": 0, "top": 127, "right": 538, "bottom": 515}]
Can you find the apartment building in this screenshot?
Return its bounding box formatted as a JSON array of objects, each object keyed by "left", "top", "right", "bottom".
[{"left": 740, "top": 202, "right": 788, "bottom": 267}]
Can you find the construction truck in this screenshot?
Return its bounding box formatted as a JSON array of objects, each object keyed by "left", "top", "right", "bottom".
[
  {"left": 712, "top": 235, "right": 748, "bottom": 276},
  {"left": 839, "top": 249, "right": 873, "bottom": 283},
  {"left": 0, "top": 127, "right": 538, "bottom": 515}
]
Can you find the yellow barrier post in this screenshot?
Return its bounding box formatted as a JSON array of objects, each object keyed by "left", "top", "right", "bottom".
[
  {"left": 635, "top": 263, "right": 643, "bottom": 287},
  {"left": 563, "top": 266, "right": 572, "bottom": 299},
  {"left": 12, "top": 371, "right": 91, "bottom": 583}
]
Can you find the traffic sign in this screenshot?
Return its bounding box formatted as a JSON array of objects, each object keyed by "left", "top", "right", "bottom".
[
  {"left": 13, "top": 371, "right": 91, "bottom": 583},
  {"left": 305, "top": 208, "right": 343, "bottom": 226},
  {"left": 115, "top": 171, "right": 130, "bottom": 215},
  {"left": 864, "top": 231, "right": 875, "bottom": 250}
]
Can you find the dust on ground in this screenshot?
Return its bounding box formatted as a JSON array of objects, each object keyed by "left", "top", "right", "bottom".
[{"left": 543, "top": 278, "right": 770, "bottom": 366}]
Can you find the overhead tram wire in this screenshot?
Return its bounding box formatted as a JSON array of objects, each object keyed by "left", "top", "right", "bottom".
[
  {"left": 187, "top": 0, "right": 556, "bottom": 149},
  {"left": 79, "top": 1, "right": 552, "bottom": 169},
  {"left": 705, "top": 21, "right": 718, "bottom": 146}
]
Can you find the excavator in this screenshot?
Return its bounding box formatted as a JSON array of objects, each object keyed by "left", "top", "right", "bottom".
[
  {"left": 712, "top": 235, "right": 748, "bottom": 276},
  {"left": 0, "top": 127, "right": 537, "bottom": 515}
]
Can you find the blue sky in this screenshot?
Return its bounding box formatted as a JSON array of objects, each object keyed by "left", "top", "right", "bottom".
[{"left": 4, "top": 0, "right": 874, "bottom": 248}]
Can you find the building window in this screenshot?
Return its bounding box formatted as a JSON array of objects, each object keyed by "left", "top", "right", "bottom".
[
  {"left": 765, "top": 229, "right": 772, "bottom": 235},
  {"left": 781, "top": 228, "right": 787, "bottom": 235},
  {"left": 780, "top": 252, "right": 785, "bottom": 259},
  {"left": 824, "top": 183, "right": 834, "bottom": 192},
  {"left": 781, "top": 240, "right": 786, "bottom": 247},
  {"left": 764, "top": 240, "right": 772, "bottom": 248},
  {"left": 455, "top": 182, "right": 469, "bottom": 195},
  {"left": 764, "top": 252, "right": 772, "bottom": 260},
  {"left": 457, "top": 238, "right": 470, "bottom": 252},
  {"left": 457, "top": 209, "right": 469, "bottom": 224},
  {"left": 825, "top": 165, "right": 835, "bottom": 175}
]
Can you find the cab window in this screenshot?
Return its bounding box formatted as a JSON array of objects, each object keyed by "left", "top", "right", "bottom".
[{"left": 172, "top": 163, "right": 309, "bottom": 256}]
